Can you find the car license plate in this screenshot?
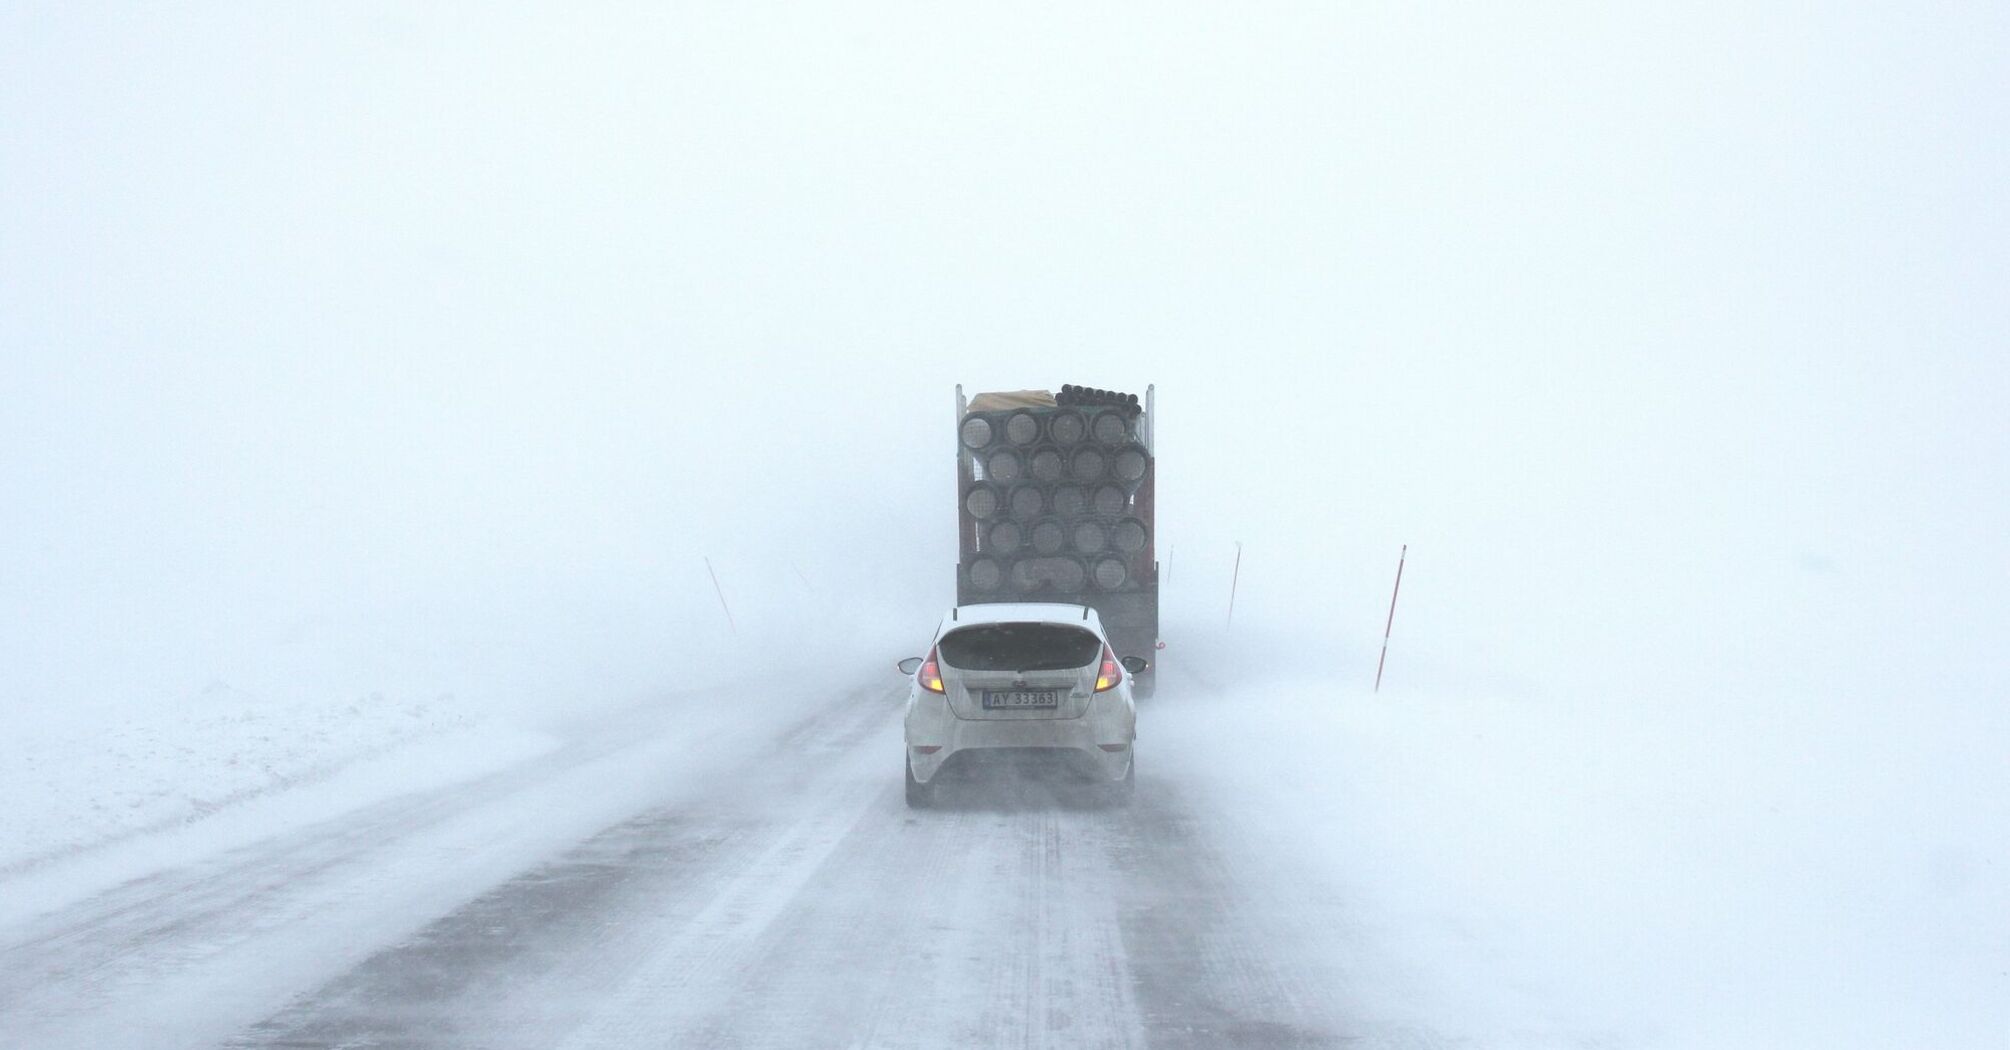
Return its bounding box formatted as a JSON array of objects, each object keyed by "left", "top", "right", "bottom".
[{"left": 983, "top": 689, "right": 1059, "bottom": 710}]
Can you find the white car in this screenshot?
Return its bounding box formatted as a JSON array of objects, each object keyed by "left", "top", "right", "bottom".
[{"left": 897, "top": 602, "right": 1145, "bottom": 807}]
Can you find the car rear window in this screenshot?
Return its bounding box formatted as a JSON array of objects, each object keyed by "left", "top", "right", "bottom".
[{"left": 937, "top": 623, "right": 1101, "bottom": 672}]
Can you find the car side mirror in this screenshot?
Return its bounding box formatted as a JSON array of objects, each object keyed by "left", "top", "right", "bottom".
[
  {"left": 1120, "top": 656, "right": 1148, "bottom": 674},
  {"left": 896, "top": 657, "right": 925, "bottom": 675}
]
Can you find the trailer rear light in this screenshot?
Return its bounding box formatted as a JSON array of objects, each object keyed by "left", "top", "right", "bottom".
[
  {"left": 1094, "top": 644, "right": 1122, "bottom": 692},
  {"left": 919, "top": 648, "right": 946, "bottom": 694},
  {"left": 1097, "top": 743, "right": 1129, "bottom": 752},
  {"left": 912, "top": 745, "right": 942, "bottom": 754}
]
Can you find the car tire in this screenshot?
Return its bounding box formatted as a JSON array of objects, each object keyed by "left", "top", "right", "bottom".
[
  {"left": 1104, "top": 752, "right": 1136, "bottom": 807},
  {"left": 904, "top": 752, "right": 934, "bottom": 808}
]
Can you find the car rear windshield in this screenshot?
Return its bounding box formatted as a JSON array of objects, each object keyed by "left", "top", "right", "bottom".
[{"left": 937, "top": 623, "right": 1101, "bottom": 672}]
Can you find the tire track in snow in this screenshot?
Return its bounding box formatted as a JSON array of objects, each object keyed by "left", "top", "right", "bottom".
[
  {"left": 11, "top": 656, "right": 1547, "bottom": 1049},
  {"left": 228, "top": 682, "right": 903, "bottom": 1050},
  {"left": 0, "top": 679, "right": 886, "bottom": 1050}
]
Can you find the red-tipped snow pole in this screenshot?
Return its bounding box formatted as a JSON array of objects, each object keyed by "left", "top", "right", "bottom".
[
  {"left": 1226, "top": 541, "right": 1243, "bottom": 627},
  {"left": 1375, "top": 544, "right": 1406, "bottom": 693},
  {"left": 704, "top": 556, "right": 737, "bottom": 634}
]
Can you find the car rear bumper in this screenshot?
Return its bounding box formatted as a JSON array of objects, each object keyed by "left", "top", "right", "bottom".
[{"left": 905, "top": 694, "right": 1133, "bottom": 783}]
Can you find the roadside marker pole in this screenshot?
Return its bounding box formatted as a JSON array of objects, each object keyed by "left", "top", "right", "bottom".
[
  {"left": 1375, "top": 544, "right": 1407, "bottom": 693},
  {"left": 704, "top": 556, "right": 737, "bottom": 633},
  {"left": 1226, "top": 541, "right": 1243, "bottom": 627}
]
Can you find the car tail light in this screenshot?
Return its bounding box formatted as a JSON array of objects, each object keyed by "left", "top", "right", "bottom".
[
  {"left": 919, "top": 648, "right": 946, "bottom": 694},
  {"left": 1094, "top": 644, "right": 1122, "bottom": 692}
]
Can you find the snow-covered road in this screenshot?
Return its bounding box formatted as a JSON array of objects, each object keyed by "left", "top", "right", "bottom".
[
  {"left": 9, "top": 648, "right": 2002, "bottom": 1050},
  {"left": 0, "top": 666, "right": 1497, "bottom": 1050}
]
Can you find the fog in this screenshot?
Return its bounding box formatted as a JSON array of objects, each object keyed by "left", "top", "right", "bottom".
[{"left": 4, "top": 3, "right": 2007, "bottom": 1044}]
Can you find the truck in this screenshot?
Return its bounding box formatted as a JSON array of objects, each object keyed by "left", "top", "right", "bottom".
[{"left": 952, "top": 384, "right": 1160, "bottom": 696}]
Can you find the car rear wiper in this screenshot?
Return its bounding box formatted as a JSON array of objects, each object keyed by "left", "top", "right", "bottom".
[{"left": 1015, "top": 661, "right": 1088, "bottom": 673}]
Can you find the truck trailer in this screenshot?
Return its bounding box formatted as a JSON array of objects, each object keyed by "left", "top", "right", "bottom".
[{"left": 952, "top": 384, "right": 1160, "bottom": 695}]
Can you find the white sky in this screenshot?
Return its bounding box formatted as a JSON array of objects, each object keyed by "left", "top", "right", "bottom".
[{"left": 3, "top": 3, "right": 2005, "bottom": 710}]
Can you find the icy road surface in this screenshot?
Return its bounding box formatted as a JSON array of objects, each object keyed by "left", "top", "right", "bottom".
[{"left": 0, "top": 667, "right": 1585, "bottom": 1050}]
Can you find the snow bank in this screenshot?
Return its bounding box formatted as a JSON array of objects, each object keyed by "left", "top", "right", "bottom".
[
  {"left": 0, "top": 578, "right": 916, "bottom": 882},
  {"left": 1154, "top": 643, "right": 2010, "bottom": 1048},
  {"left": 0, "top": 681, "right": 526, "bottom": 874}
]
